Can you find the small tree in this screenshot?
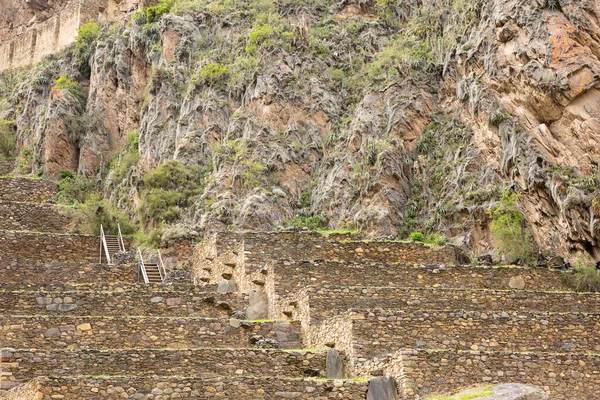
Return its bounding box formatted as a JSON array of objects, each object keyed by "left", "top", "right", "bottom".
[{"left": 487, "top": 190, "right": 533, "bottom": 263}]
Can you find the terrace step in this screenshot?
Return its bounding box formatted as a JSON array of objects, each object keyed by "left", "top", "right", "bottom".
[
  {"left": 195, "top": 232, "right": 459, "bottom": 277},
  {"left": 311, "top": 308, "right": 600, "bottom": 364},
  {"left": 30, "top": 375, "right": 368, "bottom": 399},
  {"left": 0, "top": 177, "right": 57, "bottom": 203},
  {"left": 0, "top": 202, "right": 71, "bottom": 233},
  {"left": 1, "top": 315, "right": 302, "bottom": 350},
  {"left": 360, "top": 349, "right": 600, "bottom": 400},
  {"left": 0, "top": 231, "right": 97, "bottom": 264},
  {"left": 0, "top": 262, "right": 136, "bottom": 284},
  {"left": 270, "top": 261, "right": 569, "bottom": 297},
  {"left": 291, "top": 286, "right": 600, "bottom": 325},
  {"left": 1, "top": 348, "right": 328, "bottom": 382},
  {"left": 0, "top": 285, "right": 246, "bottom": 317}
]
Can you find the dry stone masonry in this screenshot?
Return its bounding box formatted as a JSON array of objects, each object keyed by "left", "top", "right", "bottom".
[{"left": 2, "top": 178, "right": 600, "bottom": 398}]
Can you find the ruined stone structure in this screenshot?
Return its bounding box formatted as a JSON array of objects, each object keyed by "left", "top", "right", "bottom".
[
  {"left": 2, "top": 174, "right": 600, "bottom": 399},
  {"left": 0, "top": 0, "right": 153, "bottom": 71}
]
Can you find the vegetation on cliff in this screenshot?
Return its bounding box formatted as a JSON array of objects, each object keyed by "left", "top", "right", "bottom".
[{"left": 1, "top": 0, "right": 600, "bottom": 264}]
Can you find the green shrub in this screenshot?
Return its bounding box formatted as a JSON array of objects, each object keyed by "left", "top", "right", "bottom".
[
  {"left": 56, "top": 173, "right": 93, "bottom": 205},
  {"left": 488, "top": 190, "right": 533, "bottom": 263},
  {"left": 247, "top": 24, "right": 276, "bottom": 53},
  {"left": 426, "top": 233, "right": 446, "bottom": 246},
  {"left": 410, "top": 231, "right": 425, "bottom": 242},
  {"left": 143, "top": 159, "right": 194, "bottom": 190},
  {"left": 73, "top": 22, "right": 100, "bottom": 73},
  {"left": 139, "top": 160, "right": 202, "bottom": 228},
  {"left": 488, "top": 109, "right": 508, "bottom": 127},
  {"left": 190, "top": 63, "right": 230, "bottom": 89},
  {"left": 113, "top": 131, "right": 139, "bottom": 179},
  {"left": 0, "top": 119, "right": 16, "bottom": 157},
  {"left": 65, "top": 194, "right": 136, "bottom": 236},
  {"left": 52, "top": 76, "right": 84, "bottom": 99},
  {"left": 15, "top": 146, "right": 33, "bottom": 174},
  {"left": 58, "top": 169, "right": 75, "bottom": 180},
  {"left": 565, "top": 256, "right": 600, "bottom": 292},
  {"left": 144, "top": 0, "right": 173, "bottom": 23},
  {"left": 289, "top": 214, "right": 328, "bottom": 230}
]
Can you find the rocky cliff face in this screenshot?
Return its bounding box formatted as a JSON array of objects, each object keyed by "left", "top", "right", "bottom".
[{"left": 1, "top": 0, "right": 600, "bottom": 259}]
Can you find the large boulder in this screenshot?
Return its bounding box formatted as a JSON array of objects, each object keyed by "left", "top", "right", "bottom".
[{"left": 481, "top": 384, "right": 548, "bottom": 400}]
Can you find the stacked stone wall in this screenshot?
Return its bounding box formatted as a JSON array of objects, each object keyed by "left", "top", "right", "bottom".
[
  {"left": 1, "top": 348, "right": 327, "bottom": 382},
  {"left": 0, "top": 178, "right": 57, "bottom": 202},
  {"left": 0, "top": 285, "right": 246, "bottom": 317},
  {"left": 0, "top": 262, "right": 136, "bottom": 284},
  {"left": 2, "top": 315, "right": 301, "bottom": 350},
  {"left": 312, "top": 309, "right": 600, "bottom": 364},
  {"left": 0, "top": 231, "right": 98, "bottom": 263},
  {"left": 33, "top": 376, "right": 368, "bottom": 399},
  {"left": 386, "top": 349, "right": 600, "bottom": 399},
  {"left": 271, "top": 262, "right": 568, "bottom": 298},
  {"left": 0, "top": 202, "right": 71, "bottom": 232},
  {"left": 241, "top": 232, "right": 457, "bottom": 265},
  {"left": 301, "top": 286, "right": 600, "bottom": 323}
]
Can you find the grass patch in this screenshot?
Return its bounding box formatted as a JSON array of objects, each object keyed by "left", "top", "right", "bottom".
[
  {"left": 316, "top": 227, "right": 361, "bottom": 235},
  {"left": 426, "top": 385, "right": 493, "bottom": 400},
  {"left": 565, "top": 255, "right": 600, "bottom": 292}
]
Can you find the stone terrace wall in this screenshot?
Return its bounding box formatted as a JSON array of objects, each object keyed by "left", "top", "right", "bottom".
[
  {"left": 192, "top": 231, "right": 459, "bottom": 297},
  {"left": 0, "top": 178, "right": 57, "bottom": 202},
  {"left": 392, "top": 349, "right": 600, "bottom": 399},
  {"left": 0, "top": 262, "right": 136, "bottom": 284},
  {"left": 0, "top": 231, "right": 98, "bottom": 263},
  {"left": 314, "top": 309, "right": 600, "bottom": 363},
  {"left": 299, "top": 286, "right": 600, "bottom": 324},
  {"left": 197, "top": 232, "right": 457, "bottom": 267},
  {"left": 34, "top": 376, "right": 368, "bottom": 399},
  {"left": 1, "top": 348, "right": 328, "bottom": 382},
  {"left": 2, "top": 316, "right": 301, "bottom": 350},
  {"left": 270, "top": 263, "right": 569, "bottom": 298},
  {"left": 0, "top": 285, "right": 246, "bottom": 317},
  {"left": 242, "top": 233, "right": 457, "bottom": 265},
  {"left": 0, "top": 202, "right": 71, "bottom": 232}
]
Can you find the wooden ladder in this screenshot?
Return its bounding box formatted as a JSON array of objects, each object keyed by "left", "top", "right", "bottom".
[
  {"left": 100, "top": 224, "right": 126, "bottom": 264},
  {"left": 138, "top": 248, "right": 167, "bottom": 284}
]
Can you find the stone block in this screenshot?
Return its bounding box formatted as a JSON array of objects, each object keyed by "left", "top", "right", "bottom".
[{"left": 367, "top": 377, "right": 397, "bottom": 400}]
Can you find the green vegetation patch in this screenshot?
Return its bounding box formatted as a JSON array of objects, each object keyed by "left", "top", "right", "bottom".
[
  {"left": 426, "top": 385, "right": 493, "bottom": 400},
  {"left": 0, "top": 118, "right": 16, "bottom": 157},
  {"left": 488, "top": 190, "right": 533, "bottom": 264},
  {"left": 565, "top": 255, "right": 600, "bottom": 292}
]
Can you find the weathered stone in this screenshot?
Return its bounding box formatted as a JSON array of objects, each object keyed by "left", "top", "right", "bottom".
[
  {"left": 76, "top": 323, "right": 92, "bottom": 331},
  {"left": 36, "top": 297, "right": 53, "bottom": 305},
  {"left": 57, "top": 304, "right": 78, "bottom": 312},
  {"left": 509, "top": 275, "right": 526, "bottom": 290},
  {"left": 150, "top": 296, "right": 164, "bottom": 303},
  {"left": 44, "top": 327, "right": 60, "bottom": 337},
  {"left": 217, "top": 280, "right": 237, "bottom": 294},
  {"left": 475, "top": 384, "right": 548, "bottom": 400},
  {"left": 326, "top": 349, "right": 344, "bottom": 379},
  {"left": 274, "top": 392, "right": 301, "bottom": 398},
  {"left": 367, "top": 377, "right": 397, "bottom": 400},
  {"left": 246, "top": 289, "right": 268, "bottom": 320},
  {"left": 166, "top": 298, "right": 182, "bottom": 306},
  {"left": 0, "top": 349, "right": 13, "bottom": 360}
]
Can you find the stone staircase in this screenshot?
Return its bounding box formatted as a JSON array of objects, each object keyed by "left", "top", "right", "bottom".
[{"left": 2, "top": 178, "right": 600, "bottom": 398}]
